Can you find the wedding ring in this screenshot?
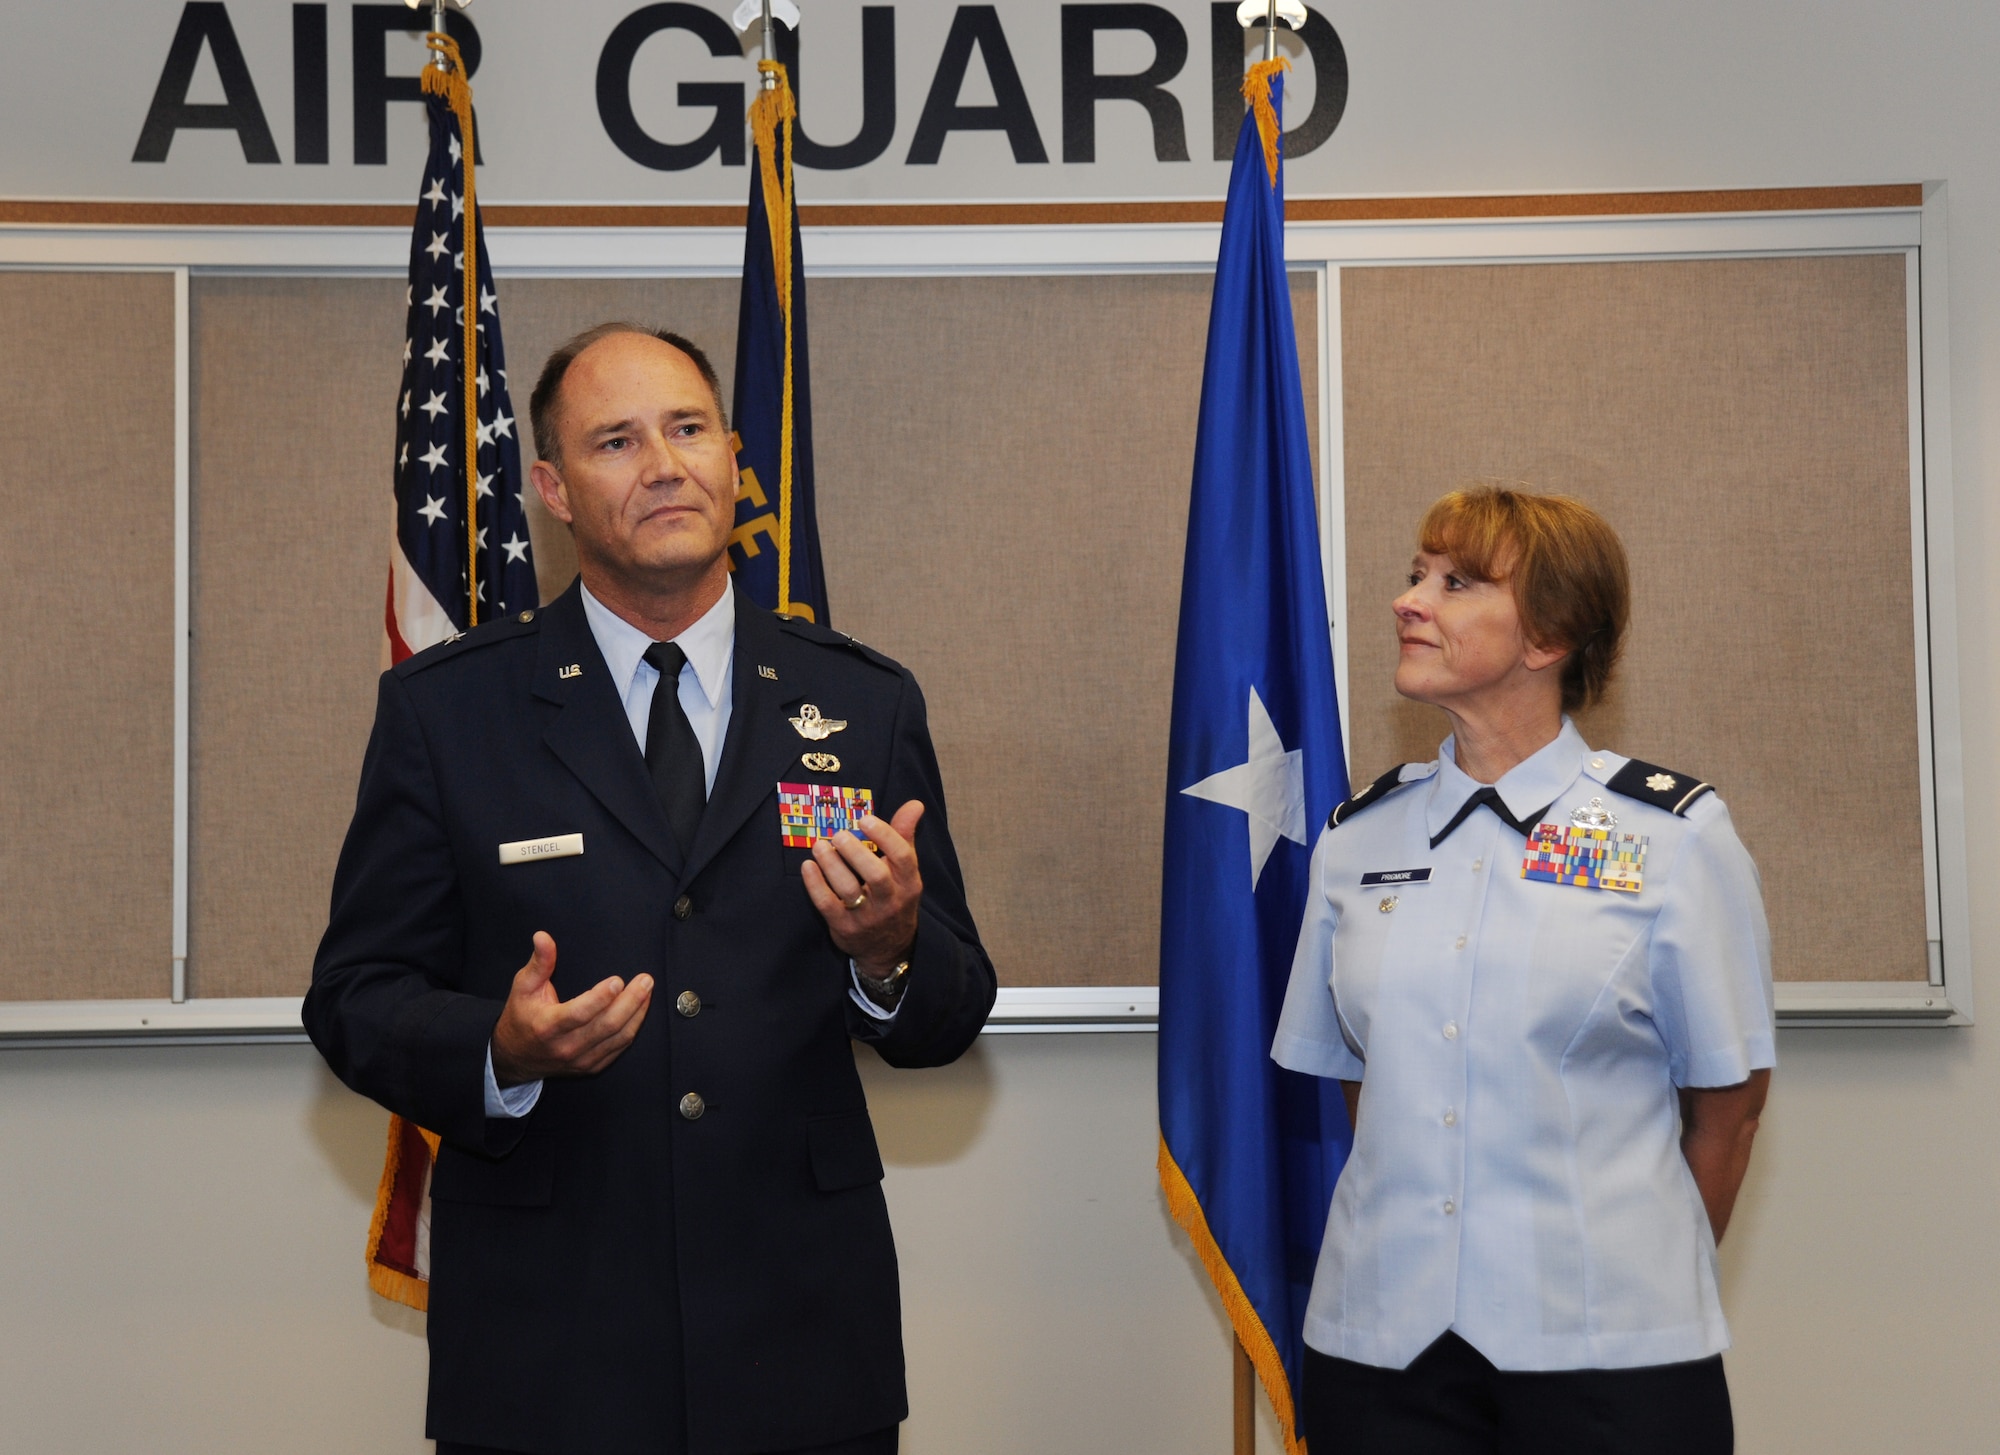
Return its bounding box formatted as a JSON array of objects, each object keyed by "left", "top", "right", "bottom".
[{"left": 845, "top": 888, "right": 870, "bottom": 910}]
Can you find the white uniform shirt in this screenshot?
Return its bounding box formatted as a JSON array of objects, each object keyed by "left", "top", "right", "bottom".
[
  {"left": 1272, "top": 719, "right": 1774, "bottom": 1372},
  {"left": 484, "top": 585, "right": 895, "bottom": 1118}
]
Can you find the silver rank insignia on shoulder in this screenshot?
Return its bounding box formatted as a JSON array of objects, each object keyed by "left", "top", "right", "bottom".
[
  {"left": 789, "top": 704, "right": 848, "bottom": 740},
  {"left": 802, "top": 752, "right": 841, "bottom": 773},
  {"left": 1570, "top": 796, "right": 1617, "bottom": 829},
  {"left": 1645, "top": 772, "right": 1676, "bottom": 792}
]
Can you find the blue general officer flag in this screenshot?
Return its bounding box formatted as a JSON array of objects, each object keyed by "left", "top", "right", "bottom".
[
  {"left": 730, "top": 60, "right": 830, "bottom": 625},
  {"left": 1157, "top": 59, "right": 1352, "bottom": 1455}
]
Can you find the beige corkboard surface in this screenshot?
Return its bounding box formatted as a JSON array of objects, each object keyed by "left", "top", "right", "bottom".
[
  {"left": 1340, "top": 255, "right": 1925, "bottom": 984},
  {"left": 0, "top": 273, "right": 177, "bottom": 1000}
]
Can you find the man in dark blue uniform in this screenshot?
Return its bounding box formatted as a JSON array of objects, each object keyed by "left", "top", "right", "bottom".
[{"left": 305, "top": 323, "right": 996, "bottom": 1455}]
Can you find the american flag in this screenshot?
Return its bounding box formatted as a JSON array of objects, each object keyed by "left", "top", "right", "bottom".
[
  {"left": 384, "top": 89, "right": 535, "bottom": 658},
  {"left": 368, "top": 74, "right": 535, "bottom": 1313}
]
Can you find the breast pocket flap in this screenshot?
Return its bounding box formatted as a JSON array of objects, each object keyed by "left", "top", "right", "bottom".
[{"left": 806, "top": 1110, "right": 885, "bottom": 1193}]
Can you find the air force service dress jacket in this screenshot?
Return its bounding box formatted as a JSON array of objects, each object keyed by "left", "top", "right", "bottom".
[
  {"left": 1273, "top": 720, "right": 1774, "bottom": 1374},
  {"left": 304, "top": 580, "right": 998, "bottom": 1455}
]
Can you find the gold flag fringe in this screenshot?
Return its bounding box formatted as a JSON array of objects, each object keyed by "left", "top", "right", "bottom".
[
  {"left": 1243, "top": 57, "right": 1292, "bottom": 188},
  {"left": 423, "top": 32, "right": 483, "bottom": 627},
  {"left": 1159, "top": 1134, "right": 1308, "bottom": 1455},
  {"left": 365, "top": 1114, "right": 442, "bottom": 1311},
  {"left": 747, "top": 61, "right": 807, "bottom": 622}
]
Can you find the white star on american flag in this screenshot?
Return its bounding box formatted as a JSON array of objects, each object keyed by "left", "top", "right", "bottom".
[
  {"left": 399, "top": 442, "right": 409, "bottom": 469},
  {"left": 448, "top": 135, "right": 462, "bottom": 164},
  {"left": 399, "top": 390, "right": 411, "bottom": 418},
  {"left": 476, "top": 367, "right": 489, "bottom": 398},
  {"left": 474, "top": 469, "right": 494, "bottom": 499},
  {"left": 476, "top": 418, "right": 494, "bottom": 447},
  {"left": 475, "top": 526, "right": 488, "bottom": 550},
  {"left": 491, "top": 411, "right": 515, "bottom": 439},
  {"left": 478, "top": 287, "right": 496, "bottom": 315},
  {"left": 424, "top": 284, "right": 449, "bottom": 317},
  {"left": 419, "top": 440, "right": 449, "bottom": 473},
  {"left": 423, "top": 176, "right": 448, "bottom": 208},
  {"left": 425, "top": 231, "right": 449, "bottom": 261},
  {"left": 418, "top": 494, "right": 449, "bottom": 526},
  {"left": 402, "top": 339, "right": 412, "bottom": 366},
  {"left": 451, "top": 192, "right": 464, "bottom": 220},
  {"left": 425, "top": 337, "right": 451, "bottom": 366},
  {"left": 502, "top": 533, "right": 529, "bottom": 564},
  {"left": 420, "top": 390, "right": 448, "bottom": 421}
]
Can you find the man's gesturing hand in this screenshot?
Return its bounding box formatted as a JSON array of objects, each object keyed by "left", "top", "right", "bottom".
[
  {"left": 490, "top": 931, "right": 653, "bottom": 1087},
  {"left": 802, "top": 800, "right": 924, "bottom": 979}
]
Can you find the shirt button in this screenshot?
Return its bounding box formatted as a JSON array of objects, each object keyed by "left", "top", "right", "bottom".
[
  {"left": 1443, "top": 1021, "right": 1459, "bottom": 1041},
  {"left": 679, "top": 1092, "right": 705, "bottom": 1120},
  {"left": 1443, "top": 1199, "right": 1457, "bottom": 1216},
  {"left": 675, "top": 990, "right": 701, "bottom": 1018},
  {"left": 1591, "top": 758, "right": 1605, "bottom": 770},
  {"left": 673, "top": 894, "right": 694, "bottom": 920},
  {"left": 1471, "top": 859, "right": 1483, "bottom": 872},
  {"left": 1443, "top": 1108, "right": 1457, "bottom": 1127},
  {"left": 1454, "top": 935, "right": 1467, "bottom": 950}
]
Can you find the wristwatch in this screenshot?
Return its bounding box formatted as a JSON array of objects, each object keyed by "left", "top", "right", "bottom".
[{"left": 858, "top": 958, "right": 911, "bottom": 1008}]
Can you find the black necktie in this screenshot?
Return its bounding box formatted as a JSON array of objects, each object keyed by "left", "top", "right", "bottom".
[
  {"left": 1429, "top": 786, "right": 1553, "bottom": 850},
  {"left": 643, "top": 641, "right": 706, "bottom": 855}
]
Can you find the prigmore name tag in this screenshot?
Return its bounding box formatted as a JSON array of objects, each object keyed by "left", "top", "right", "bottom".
[
  {"left": 1361, "top": 868, "right": 1433, "bottom": 887},
  {"left": 498, "top": 833, "right": 584, "bottom": 865}
]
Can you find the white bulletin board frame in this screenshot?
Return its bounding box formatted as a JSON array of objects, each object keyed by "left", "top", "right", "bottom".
[{"left": 0, "top": 184, "right": 1965, "bottom": 1040}]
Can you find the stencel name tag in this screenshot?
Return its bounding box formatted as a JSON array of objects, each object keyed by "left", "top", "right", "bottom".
[
  {"left": 498, "top": 833, "right": 584, "bottom": 865},
  {"left": 1360, "top": 868, "right": 1433, "bottom": 887}
]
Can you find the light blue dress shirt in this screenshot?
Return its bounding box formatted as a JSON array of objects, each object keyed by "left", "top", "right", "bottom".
[
  {"left": 1272, "top": 719, "right": 1774, "bottom": 1372},
  {"left": 485, "top": 584, "right": 895, "bottom": 1118}
]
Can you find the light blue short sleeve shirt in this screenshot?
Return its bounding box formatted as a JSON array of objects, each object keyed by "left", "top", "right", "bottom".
[{"left": 1272, "top": 719, "right": 1775, "bottom": 1372}]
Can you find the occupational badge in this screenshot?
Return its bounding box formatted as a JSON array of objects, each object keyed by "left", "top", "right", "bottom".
[
  {"left": 1569, "top": 796, "right": 1618, "bottom": 829},
  {"left": 801, "top": 752, "right": 841, "bottom": 773},
  {"left": 1522, "top": 821, "right": 1648, "bottom": 894},
  {"left": 777, "top": 781, "right": 874, "bottom": 847},
  {"left": 788, "top": 704, "right": 848, "bottom": 740}
]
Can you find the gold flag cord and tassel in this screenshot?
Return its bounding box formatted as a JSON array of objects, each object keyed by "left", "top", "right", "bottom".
[
  {"left": 748, "top": 61, "right": 802, "bottom": 620},
  {"left": 1244, "top": 56, "right": 1290, "bottom": 188},
  {"left": 423, "top": 31, "right": 483, "bottom": 628}
]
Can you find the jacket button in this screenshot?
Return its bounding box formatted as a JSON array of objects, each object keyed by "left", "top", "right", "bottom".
[
  {"left": 679, "top": 1092, "right": 705, "bottom": 1120},
  {"left": 673, "top": 894, "right": 693, "bottom": 920},
  {"left": 675, "top": 990, "right": 701, "bottom": 1018}
]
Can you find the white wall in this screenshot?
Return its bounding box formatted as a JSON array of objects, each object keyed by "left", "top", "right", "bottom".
[{"left": 10, "top": 2, "right": 2000, "bottom": 1451}]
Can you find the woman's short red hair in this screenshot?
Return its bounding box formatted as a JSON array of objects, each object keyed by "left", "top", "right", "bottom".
[{"left": 1417, "top": 486, "right": 1630, "bottom": 712}]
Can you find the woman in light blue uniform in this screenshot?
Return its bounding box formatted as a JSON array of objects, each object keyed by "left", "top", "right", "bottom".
[{"left": 1276, "top": 487, "right": 1773, "bottom": 1455}]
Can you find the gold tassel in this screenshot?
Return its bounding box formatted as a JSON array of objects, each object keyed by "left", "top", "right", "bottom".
[
  {"left": 1159, "top": 1135, "right": 1309, "bottom": 1455},
  {"left": 364, "top": 1115, "right": 441, "bottom": 1312},
  {"left": 1242, "top": 57, "right": 1291, "bottom": 188},
  {"left": 748, "top": 62, "right": 808, "bottom": 622},
  {"left": 423, "top": 32, "right": 483, "bottom": 627}
]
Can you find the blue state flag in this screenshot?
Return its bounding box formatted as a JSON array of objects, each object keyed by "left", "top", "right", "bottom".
[
  {"left": 1157, "top": 60, "right": 1352, "bottom": 1455},
  {"left": 730, "top": 61, "right": 829, "bottom": 625}
]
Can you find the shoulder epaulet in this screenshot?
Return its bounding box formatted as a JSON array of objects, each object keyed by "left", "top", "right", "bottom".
[
  {"left": 1328, "top": 765, "right": 1419, "bottom": 830},
  {"left": 393, "top": 608, "right": 541, "bottom": 678},
  {"left": 774, "top": 613, "right": 905, "bottom": 675},
  {"left": 1603, "top": 758, "right": 1714, "bottom": 816}
]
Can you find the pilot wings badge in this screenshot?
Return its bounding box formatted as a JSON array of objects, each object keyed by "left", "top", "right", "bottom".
[{"left": 788, "top": 704, "right": 848, "bottom": 741}]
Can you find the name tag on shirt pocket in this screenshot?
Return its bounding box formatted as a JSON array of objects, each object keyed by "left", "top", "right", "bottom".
[
  {"left": 1360, "top": 868, "right": 1432, "bottom": 887},
  {"left": 499, "top": 833, "right": 584, "bottom": 865}
]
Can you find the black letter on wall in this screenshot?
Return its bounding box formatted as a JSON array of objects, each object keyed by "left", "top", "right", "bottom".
[
  {"left": 906, "top": 7, "right": 1048, "bottom": 165},
  {"left": 353, "top": 4, "right": 481, "bottom": 165},
  {"left": 293, "top": 4, "right": 328, "bottom": 164},
  {"left": 133, "top": 3, "right": 281, "bottom": 163},
  {"left": 1061, "top": 5, "right": 1188, "bottom": 163},
  {"left": 1209, "top": 3, "right": 1347, "bottom": 161},
  {"left": 775, "top": 8, "right": 896, "bottom": 170},
  {"left": 597, "top": 4, "right": 746, "bottom": 170}
]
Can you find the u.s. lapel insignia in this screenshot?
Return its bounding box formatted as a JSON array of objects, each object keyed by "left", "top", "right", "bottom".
[
  {"left": 758, "top": 665, "right": 778, "bottom": 680},
  {"left": 801, "top": 752, "right": 841, "bottom": 773},
  {"left": 788, "top": 704, "right": 848, "bottom": 740},
  {"left": 558, "top": 663, "right": 582, "bottom": 680}
]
